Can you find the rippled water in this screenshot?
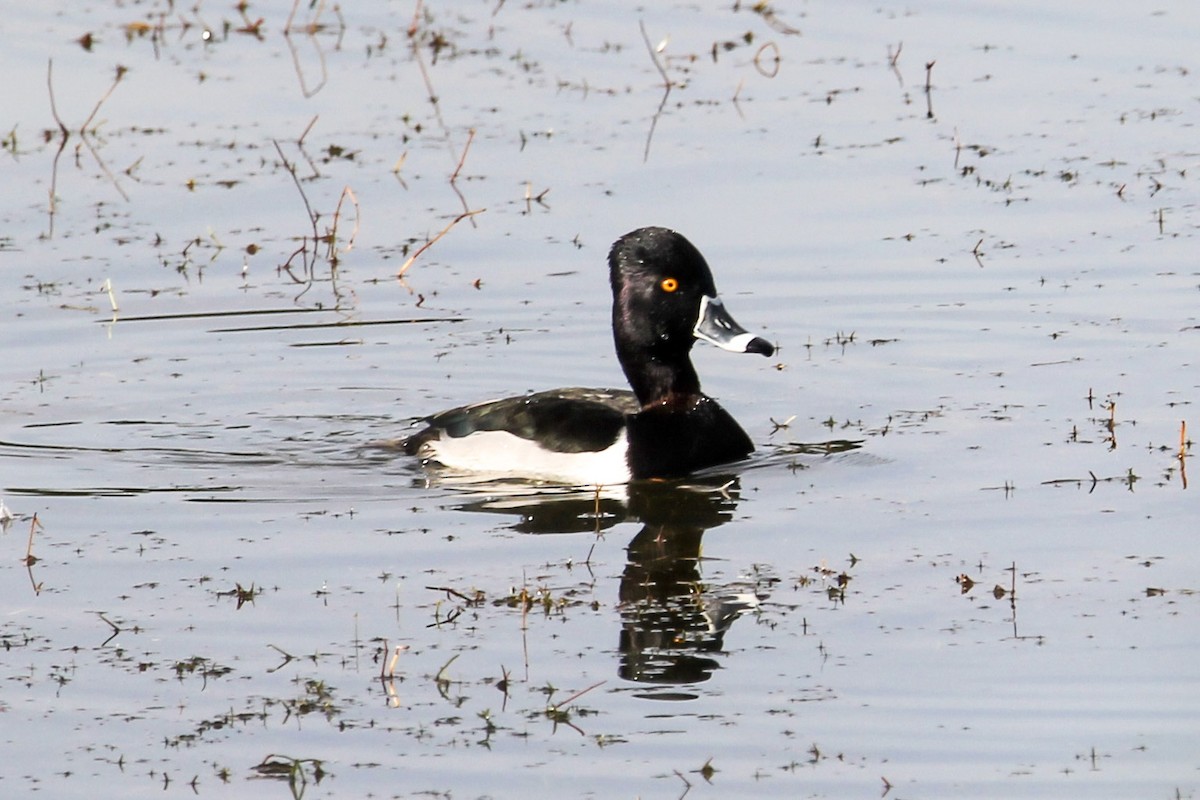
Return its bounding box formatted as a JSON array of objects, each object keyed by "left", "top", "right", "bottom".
[{"left": 2, "top": 1, "right": 1197, "bottom": 798}]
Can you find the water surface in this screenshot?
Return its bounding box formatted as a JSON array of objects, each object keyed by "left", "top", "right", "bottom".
[{"left": 2, "top": 1, "right": 1197, "bottom": 798}]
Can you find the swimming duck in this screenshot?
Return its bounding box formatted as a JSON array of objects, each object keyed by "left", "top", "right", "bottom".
[{"left": 401, "top": 226, "right": 775, "bottom": 484}]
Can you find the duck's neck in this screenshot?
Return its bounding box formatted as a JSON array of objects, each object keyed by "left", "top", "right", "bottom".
[{"left": 619, "top": 348, "right": 703, "bottom": 409}]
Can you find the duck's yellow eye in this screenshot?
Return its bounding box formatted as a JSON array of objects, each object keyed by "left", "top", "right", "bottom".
[{"left": 660, "top": 277, "right": 679, "bottom": 292}]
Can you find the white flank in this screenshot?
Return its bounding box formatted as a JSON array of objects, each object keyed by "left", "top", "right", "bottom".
[{"left": 421, "top": 429, "right": 631, "bottom": 486}]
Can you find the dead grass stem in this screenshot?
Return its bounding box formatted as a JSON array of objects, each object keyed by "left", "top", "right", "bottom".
[{"left": 397, "top": 209, "right": 484, "bottom": 278}]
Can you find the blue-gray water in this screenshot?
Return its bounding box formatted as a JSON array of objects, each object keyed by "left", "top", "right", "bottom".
[{"left": 2, "top": 1, "right": 1197, "bottom": 797}]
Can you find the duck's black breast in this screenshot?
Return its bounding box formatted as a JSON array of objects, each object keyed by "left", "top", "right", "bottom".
[{"left": 625, "top": 395, "right": 755, "bottom": 480}]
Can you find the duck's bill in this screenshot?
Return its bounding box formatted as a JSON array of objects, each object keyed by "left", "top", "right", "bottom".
[{"left": 693, "top": 295, "right": 775, "bottom": 357}]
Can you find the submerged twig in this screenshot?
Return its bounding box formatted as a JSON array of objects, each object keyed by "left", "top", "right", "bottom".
[
  {"left": 25, "top": 512, "right": 43, "bottom": 567},
  {"left": 549, "top": 680, "right": 605, "bottom": 712},
  {"left": 96, "top": 611, "right": 120, "bottom": 645},
  {"left": 267, "top": 644, "right": 296, "bottom": 673},
  {"left": 44, "top": 59, "right": 130, "bottom": 237},
  {"left": 328, "top": 185, "right": 360, "bottom": 259},
  {"left": 273, "top": 138, "right": 318, "bottom": 233},
  {"left": 1041, "top": 468, "right": 1139, "bottom": 493},
  {"left": 272, "top": 138, "right": 356, "bottom": 302},
  {"left": 639, "top": 20, "right": 674, "bottom": 163},
  {"left": 887, "top": 41, "right": 903, "bottom": 86},
  {"left": 750, "top": 3, "right": 801, "bottom": 35},
  {"left": 25, "top": 514, "right": 45, "bottom": 594},
  {"left": 924, "top": 60, "right": 936, "bottom": 119},
  {"left": 46, "top": 60, "right": 69, "bottom": 137},
  {"left": 283, "top": 13, "right": 331, "bottom": 98},
  {"left": 434, "top": 653, "right": 459, "bottom": 698},
  {"left": 544, "top": 680, "right": 606, "bottom": 737},
  {"left": 407, "top": 0, "right": 425, "bottom": 38},
  {"left": 752, "top": 42, "right": 781, "bottom": 78},
  {"left": 448, "top": 129, "right": 479, "bottom": 226},
  {"left": 380, "top": 643, "right": 406, "bottom": 708},
  {"left": 102, "top": 278, "right": 119, "bottom": 314},
  {"left": 398, "top": 208, "right": 485, "bottom": 278},
  {"left": 450, "top": 128, "right": 475, "bottom": 183},
  {"left": 1178, "top": 419, "right": 1189, "bottom": 490},
  {"left": 295, "top": 115, "right": 321, "bottom": 177},
  {"left": 285, "top": 0, "right": 318, "bottom": 33},
  {"left": 384, "top": 643, "right": 407, "bottom": 679},
  {"left": 426, "top": 585, "right": 484, "bottom": 604},
  {"left": 273, "top": 138, "right": 320, "bottom": 286},
  {"left": 80, "top": 64, "right": 128, "bottom": 134}
]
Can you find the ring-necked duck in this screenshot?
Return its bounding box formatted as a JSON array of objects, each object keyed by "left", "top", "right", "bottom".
[{"left": 401, "top": 226, "right": 775, "bottom": 484}]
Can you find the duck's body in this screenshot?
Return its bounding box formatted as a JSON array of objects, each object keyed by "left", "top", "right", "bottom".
[
  {"left": 403, "top": 388, "right": 638, "bottom": 485},
  {"left": 401, "top": 227, "right": 774, "bottom": 484}
]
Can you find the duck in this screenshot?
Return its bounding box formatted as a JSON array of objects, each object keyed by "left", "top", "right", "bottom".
[{"left": 400, "top": 226, "right": 775, "bottom": 484}]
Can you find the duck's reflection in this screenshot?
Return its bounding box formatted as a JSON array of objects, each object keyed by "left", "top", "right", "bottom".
[
  {"left": 618, "top": 481, "right": 763, "bottom": 699},
  {"left": 428, "top": 473, "right": 762, "bottom": 699}
]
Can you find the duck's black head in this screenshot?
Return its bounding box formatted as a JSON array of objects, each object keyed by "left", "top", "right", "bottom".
[{"left": 608, "top": 227, "right": 774, "bottom": 407}]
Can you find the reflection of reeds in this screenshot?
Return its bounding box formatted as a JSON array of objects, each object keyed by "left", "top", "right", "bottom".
[
  {"left": 542, "top": 679, "right": 605, "bottom": 736},
  {"left": 252, "top": 754, "right": 326, "bottom": 793},
  {"left": 102, "top": 278, "right": 119, "bottom": 314},
  {"left": 888, "top": 42, "right": 904, "bottom": 86},
  {"left": 272, "top": 138, "right": 359, "bottom": 298},
  {"left": 378, "top": 641, "right": 408, "bottom": 708},
  {"left": 24, "top": 512, "right": 42, "bottom": 567},
  {"left": 44, "top": 60, "right": 129, "bottom": 238},
  {"left": 96, "top": 613, "right": 120, "bottom": 645},
  {"left": 924, "top": 60, "right": 937, "bottom": 119},
  {"left": 638, "top": 20, "right": 673, "bottom": 163},
  {"left": 407, "top": 0, "right": 422, "bottom": 37},
  {"left": 284, "top": 0, "right": 346, "bottom": 98},
  {"left": 1179, "top": 420, "right": 1189, "bottom": 489}
]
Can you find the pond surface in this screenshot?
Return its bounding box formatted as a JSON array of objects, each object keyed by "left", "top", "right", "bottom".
[{"left": 2, "top": 1, "right": 1197, "bottom": 798}]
